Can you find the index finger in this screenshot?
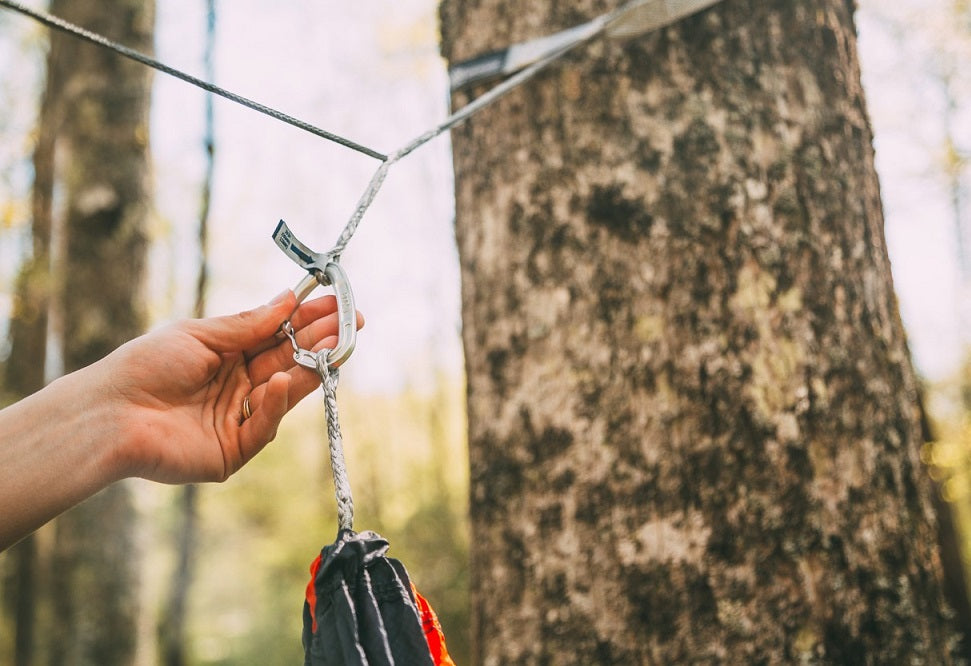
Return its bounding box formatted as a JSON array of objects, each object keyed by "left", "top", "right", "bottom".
[
  {"left": 185, "top": 290, "right": 297, "bottom": 354},
  {"left": 289, "top": 295, "right": 340, "bottom": 330},
  {"left": 241, "top": 294, "right": 349, "bottom": 360}
]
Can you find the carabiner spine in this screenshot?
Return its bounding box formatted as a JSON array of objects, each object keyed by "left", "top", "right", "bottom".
[{"left": 321, "top": 262, "right": 356, "bottom": 369}]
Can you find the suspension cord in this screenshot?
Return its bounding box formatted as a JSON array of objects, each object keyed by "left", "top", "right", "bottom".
[
  {"left": 4, "top": 0, "right": 724, "bottom": 530},
  {"left": 321, "top": 367, "right": 354, "bottom": 531},
  {"left": 323, "top": 0, "right": 725, "bottom": 256},
  {"left": 0, "top": 0, "right": 387, "bottom": 161},
  {"left": 324, "top": 20, "right": 604, "bottom": 259},
  {"left": 0, "top": 0, "right": 725, "bottom": 257}
]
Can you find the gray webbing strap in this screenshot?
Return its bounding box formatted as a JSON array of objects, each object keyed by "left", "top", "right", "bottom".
[
  {"left": 309, "top": 0, "right": 726, "bottom": 530},
  {"left": 449, "top": 0, "right": 725, "bottom": 92},
  {"left": 328, "top": 0, "right": 726, "bottom": 258},
  {"left": 0, "top": 0, "right": 726, "bottom": 261},
  {"left": 1, "top": 0, "right": 724, "bottom": 529},
  {"left": 323, "top": 31, "right": 583, "bottom": 260}
]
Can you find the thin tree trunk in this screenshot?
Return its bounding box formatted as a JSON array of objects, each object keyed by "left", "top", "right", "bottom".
[
  {"left": 440, "top": 0, "right": 960, "bottom": 662},
  {"left": 1, "top": 138, "right": 49, "bottom": 665},
  {"left": 1, "top": 2, "right": 69, "bottom": 662},
  {"left": 158, "top": 4, "right": 215, "bottom": 663},
  {"left": 1, "top": 536, "right": 37, "bottom": 666},
  {"left": 158, "top": 485, "right": 198, "bottom": 666},
  {"left": 35, "top": 0, "right": 155, "bottom": 664}
]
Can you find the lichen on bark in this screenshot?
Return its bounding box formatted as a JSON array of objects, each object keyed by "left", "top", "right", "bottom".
[{"left": 441, "top": 0, "right": 961, "bottom": 663}]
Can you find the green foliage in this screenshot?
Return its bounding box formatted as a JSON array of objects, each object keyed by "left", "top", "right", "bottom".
[
  {"left": 140, "top": 373, "right": 470, "bottom": 666},
  {"left": 341, "top": 374, "right": 471, "bottom": 661},
  {"left": 924, "top": 419, "right": 971, "bottom": 504},
  {"left": 922, "top": 355, "right": 971, "bottom": 599}
]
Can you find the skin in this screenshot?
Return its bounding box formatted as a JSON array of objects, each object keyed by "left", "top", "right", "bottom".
[{"left": 0, "top": 289, "right": 363, "bottom": 551}]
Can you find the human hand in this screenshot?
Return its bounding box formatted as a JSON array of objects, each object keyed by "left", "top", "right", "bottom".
[{"left": 96, "top": 290, "right": 363, "bottom": 484}]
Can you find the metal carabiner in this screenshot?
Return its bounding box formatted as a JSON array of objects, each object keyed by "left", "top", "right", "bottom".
[
  {"left": 289, "top": 262, "right": 356, "bottom": 369},
  {"left": 320, "top": 261, "right": 356, "bottom": 368},
  {"left": 292, "top": 346, "right": 321, "bottom": 371},
  {"left": 273, "top": 220, "right": 357, "bottom": 369}
]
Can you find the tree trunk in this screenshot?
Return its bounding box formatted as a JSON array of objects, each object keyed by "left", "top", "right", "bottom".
[
  {"left": 158, "top": 484, "right": 198, "bottom": 666},
  {"left": 34, "top": 0, "right": 155, "bottom": 664},
  {"left": 0, "top": 38, "right": 55, "bottom": 662},
  {"left": 157, "top": 4, "right": 214, "bottom": 663},
  {"left": 440, "top": 0, "right": 960, "bottom": 662}
]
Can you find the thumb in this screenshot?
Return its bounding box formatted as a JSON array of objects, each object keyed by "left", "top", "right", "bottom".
[{"left": 187, "top": 290, "right": 296, "bottom": 353}]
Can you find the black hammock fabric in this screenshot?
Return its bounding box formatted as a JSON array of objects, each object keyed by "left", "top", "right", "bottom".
[{"left": 303, "top": 529, "right": 454, "bottom": 666}]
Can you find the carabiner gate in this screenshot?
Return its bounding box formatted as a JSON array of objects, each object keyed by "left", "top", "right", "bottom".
[{"left": 274, "top": 220, "right": 357, "bottom": 369}]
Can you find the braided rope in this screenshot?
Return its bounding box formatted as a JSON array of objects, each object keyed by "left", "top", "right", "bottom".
[
  {"left": 319, "top": 365, "right": 355, "bottom": 531},
  {"left": 327, "top": 160, "right": 393, "bottom": 260},
  {"left": 322, "top": 12, "right": 604, "bottom": 259},
  {"left": 2, "top": 0, "right": 725, "bottom": 261},
  {"left": 1, "top": 0, "right": 725, "bottom": 528}
]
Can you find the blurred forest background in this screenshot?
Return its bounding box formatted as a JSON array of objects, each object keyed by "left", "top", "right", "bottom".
[{"left": 0, "top": 0, "right": 968, "bottom": 664}]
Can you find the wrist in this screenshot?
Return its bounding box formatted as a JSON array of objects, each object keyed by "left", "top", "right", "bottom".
[
  {"left": 0, "top": 359, "right": 130, "bottom": 549},
  {"left": 58, "top": 360, "right": 133, "bottom": 484}
]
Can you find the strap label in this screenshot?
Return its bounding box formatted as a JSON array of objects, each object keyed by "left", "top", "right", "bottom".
[{"left": 273, "top": 219, "right": 319, "bottom": 268}]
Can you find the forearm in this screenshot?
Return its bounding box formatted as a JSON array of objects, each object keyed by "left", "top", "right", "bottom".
[
  {"left": 0, "top": 292, "right": 350, "bottom": 550},
  {"left": 0, "top": 364, "right": 126, "bottom": 550}
]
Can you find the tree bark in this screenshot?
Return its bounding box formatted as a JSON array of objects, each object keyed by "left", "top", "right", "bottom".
[
  {"left": 0, "top": 30, "right": 56, "bottom": 662},
  {"left": 440, "top": 0, "right": 960, "bottom": 662},
  {"left": 2, "top": 0, "right": 76, "bottom": 663},
  {"left": 158, "top": 484, "right": 198, "bottom": 666},
  {"left": 157, "top": 4, "right": 214, "bottom": 664},
  {"left": 32, "top": 1, "right": 155, "bottom": 664}
]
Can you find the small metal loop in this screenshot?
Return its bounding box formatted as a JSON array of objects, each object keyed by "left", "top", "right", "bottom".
[
  {"left": 293, "top": 348, "right": 320, "bottom": 370},
  {"left": 282, "top": 319, "right": 323, "bottom": 371},
  {"left": 280, "top": 320, "right": 300, "bottom": 353}
]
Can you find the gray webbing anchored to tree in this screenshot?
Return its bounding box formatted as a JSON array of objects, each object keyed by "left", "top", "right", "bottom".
[
  {"left": 329, "top": 0, "right": 727, "bottom": 264},
  {"left": 0, "top": 0, "right": 725, "bottom": 531},
  {"left": 268, "top": 0, "right": 726, "bottom": 530},
  {"left": 448, "top": 0, "right": 724, "bottom": 91},
  {"left": 0, "top": 0, "right": 726, "bottom": 261}
]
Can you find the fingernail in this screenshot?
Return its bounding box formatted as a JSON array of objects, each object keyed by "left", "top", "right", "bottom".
[{"left": 269, "top": 289, "right": 291, "bottom": 306}]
